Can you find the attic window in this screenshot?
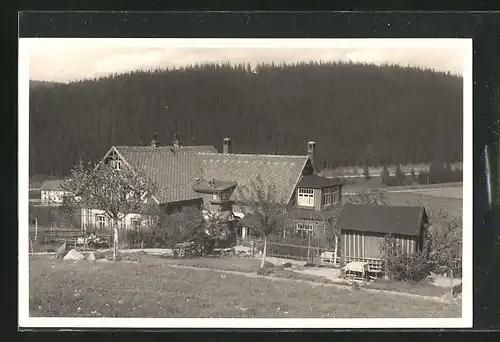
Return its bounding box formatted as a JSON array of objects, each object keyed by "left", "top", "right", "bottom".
[
  {"left": 298, "top": 188, "right": 314, "bottom": 207},
  {"left": 115, "top": 160, "right": 122, "bottom": 171}
]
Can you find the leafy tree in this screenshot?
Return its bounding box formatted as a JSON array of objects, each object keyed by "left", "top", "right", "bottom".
[
  {"left": 410, "top": 168, "right": 417, "bottom": 182},
  {"left": 429, "top": 157, "right": 447, "bottom": 183},
  {"left": 61, "top": 161, "right": 158, "bottom": 261},
  {"left": 379, "top": 235, "right": 431, "bottom": 282},
  {"left": 425, "top": 207, "right": 462, "bottom": 269},
  {"left": 237, "top": 175, "right": 288, "bottom": 268},
  {"left": 162, "top": 206, "right": 207, "bottom": 256},
  {"left": 363, "top": 164, "right": 371, "bottom": 180},
  {"left": 381, "top": 164, "right": 391, "bottom": 185},
  {"left": 395, "top": 164, "right": 406, "bottom": 185}
]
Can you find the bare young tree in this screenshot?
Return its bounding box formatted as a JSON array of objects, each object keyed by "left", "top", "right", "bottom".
[
  {"left": 237, "top": 175, "right": 288, "bottom": 268},
  {"left": 61, "top": 161, "right": 158, "bottom": 261}
]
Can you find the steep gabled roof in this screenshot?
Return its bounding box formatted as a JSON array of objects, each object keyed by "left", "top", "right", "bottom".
[
  {"left": 335, "top": 203, "right": 427, "bottom": 237},
  {"left": 115, "top": 145, "right": 218, "bottom": 154},
  {"left": 197, "top": 152, "right": 310, "bottom": 204},
  {"left": 114, "top": 146, "right": 203, "bottom": 204}
]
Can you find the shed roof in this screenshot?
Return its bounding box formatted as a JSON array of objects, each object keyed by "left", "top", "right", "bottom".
[{"left": 335, "top": 204, "right": 427, "bottom": 237}]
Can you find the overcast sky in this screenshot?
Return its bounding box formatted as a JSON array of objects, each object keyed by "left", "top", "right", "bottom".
[{"left": 24, "top": 38, "right": 469, "bottom": 83}]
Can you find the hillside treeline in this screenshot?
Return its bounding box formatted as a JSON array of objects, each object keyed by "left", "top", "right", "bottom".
[{"left": 29, "top": 61, "right": 463, "bottom": 177}]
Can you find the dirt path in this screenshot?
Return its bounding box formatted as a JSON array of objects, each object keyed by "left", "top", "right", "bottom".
[{"left": 160, "top": 263, "right": 455, "bottom": 304}]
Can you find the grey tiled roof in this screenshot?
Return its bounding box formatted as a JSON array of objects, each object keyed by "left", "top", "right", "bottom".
[
  {"left": 197, "top": 153, "right": 309, "bottom": 204},
  {"left": 111, "top": 145, "right": 310, "bottom": 206},
  {"left": 114, "top": 146, "right": 204, "bottom": 204}
]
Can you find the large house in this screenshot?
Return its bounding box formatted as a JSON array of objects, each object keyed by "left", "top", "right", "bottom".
[{"left": 80, "top": 134, "right": 343, "bottom": 239}]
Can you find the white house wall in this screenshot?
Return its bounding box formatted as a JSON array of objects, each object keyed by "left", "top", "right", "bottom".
[
  {"left": 80, "top": 208, "right": 147, "bottom": 232},
  {"left": 41, "top": 190, "right": 70, "bottom": 205}
]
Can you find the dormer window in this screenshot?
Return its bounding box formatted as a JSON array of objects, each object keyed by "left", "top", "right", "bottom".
[{"left": 298, "top": 188, "right": 314, "bottom": 207}]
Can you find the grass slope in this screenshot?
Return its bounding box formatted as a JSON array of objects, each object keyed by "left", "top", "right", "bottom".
[{"left": 29, "top": 256, "right": 460, "bottom": 318}]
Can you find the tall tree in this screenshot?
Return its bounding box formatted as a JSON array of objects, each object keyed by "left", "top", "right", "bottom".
[
  {"left": 395, "top": 164, "right": 405, "bottom": 185},
  {"left": 61, "top": 162, "right": 158, "bottom": 261},
  {"left": 237, "top": 175, "right": 288, "bottom": 268},
  {"left": 363, "top": 164, "right": 371, "bottom": 180},
  {"left": 381, "top": 164, "right": 391, "bottom": 185}
]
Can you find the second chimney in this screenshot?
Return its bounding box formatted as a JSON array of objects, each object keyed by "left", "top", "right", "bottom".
[
  {"left": 223, "top": 137, "right": 232, "bottom": 154},
  {"left": 150, "top": 132, "right": 160, "bottom": 147},
  {"left": 307, "top": 141, "right": 316, "bottom": 162}
]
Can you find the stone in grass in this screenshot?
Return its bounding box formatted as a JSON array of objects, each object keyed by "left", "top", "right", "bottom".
[
  {"left": 97, "top": 258, "right": 111, "bottom": 263},
  {"left": 56, "top": 242, "right": 67, "bottom": 259},
  {"left": 87, "top": 252, "right": 96, "bottom": 261},
  {"left": 63, "top": 249, "right": 85, "bottom": 261}
]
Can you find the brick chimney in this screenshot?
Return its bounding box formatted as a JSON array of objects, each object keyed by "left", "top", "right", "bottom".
[
  {"left": 223, "top": 137, "right": 232, "bottom": 154},
  {"left": 150, "top": 132, "right": 160, "bottom": 147},
  {"left": 307, "top": 141, "right": 316, "bottom": 163}
]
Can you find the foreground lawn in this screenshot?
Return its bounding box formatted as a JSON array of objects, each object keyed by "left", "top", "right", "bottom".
[
  {"left": 120, "top": 253, "right": 452, "bottom": 298},
  {"left": 29, "top": 256, "right": 460, "bottom": 318}
]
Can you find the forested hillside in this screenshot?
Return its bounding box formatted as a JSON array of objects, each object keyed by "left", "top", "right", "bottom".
[{"left": 29, "top": 61, "right": 463, "bottom": 177}]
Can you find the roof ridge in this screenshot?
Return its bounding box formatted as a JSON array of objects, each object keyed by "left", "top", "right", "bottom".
[
  {"left": 347, "top": 203, "right": 424, "bottom": 209},
  {"left": 196, "top": 152, "right": 308, "bottom": 158}
]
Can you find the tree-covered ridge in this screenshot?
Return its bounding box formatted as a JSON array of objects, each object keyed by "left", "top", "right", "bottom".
[{"left": 29, "top": 61, "right": 463, "bottom": 177}]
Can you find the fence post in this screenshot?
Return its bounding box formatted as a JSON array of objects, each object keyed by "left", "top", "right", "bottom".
[
  {"left": 450, "top": 268, "right": 454, "bottom": 295},
  {"left": 333, "top": 233, "right": 338, "bottom": 266},
  {"left": 307, "top": 233, "right": 311, "bottom": 262},
  {"left": 141, "top": 241, "right": 144, "bottom": 250}
]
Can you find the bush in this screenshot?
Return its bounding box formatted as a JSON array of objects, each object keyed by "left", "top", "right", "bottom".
[
  {"left": 257, "top": 261, "right": 275, "bottom": 275},
  {"left": 379, "top": 235, "right": 431, "bottom": 282}
]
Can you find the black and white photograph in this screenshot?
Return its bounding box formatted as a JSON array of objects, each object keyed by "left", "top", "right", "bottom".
[{"left": 19, "top": 38, "right": 472, "bottom": 328}]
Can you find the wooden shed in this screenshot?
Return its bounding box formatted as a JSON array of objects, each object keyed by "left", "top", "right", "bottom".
[{"left": 335, "top": 204, "right": 429, "bottom": 274}]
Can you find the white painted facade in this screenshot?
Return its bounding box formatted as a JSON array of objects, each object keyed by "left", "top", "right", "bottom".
[
  {"left": 41, "top": 189, "right": 71, "bottom": 206},
  {"left": 80, "top": 208, "right": 147, "bottom": 232}
]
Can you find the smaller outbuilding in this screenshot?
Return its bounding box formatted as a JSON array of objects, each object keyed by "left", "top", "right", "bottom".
[{"left": 335, "top": 203, "right": 429, "bottom": 275}]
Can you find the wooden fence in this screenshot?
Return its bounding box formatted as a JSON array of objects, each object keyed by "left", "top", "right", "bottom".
[
  {"left": 266, "top": 229, "right": 338, "bottom": 263},
  {"left": 29, "top": 229, "right": 112, "bottom": 253}
]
